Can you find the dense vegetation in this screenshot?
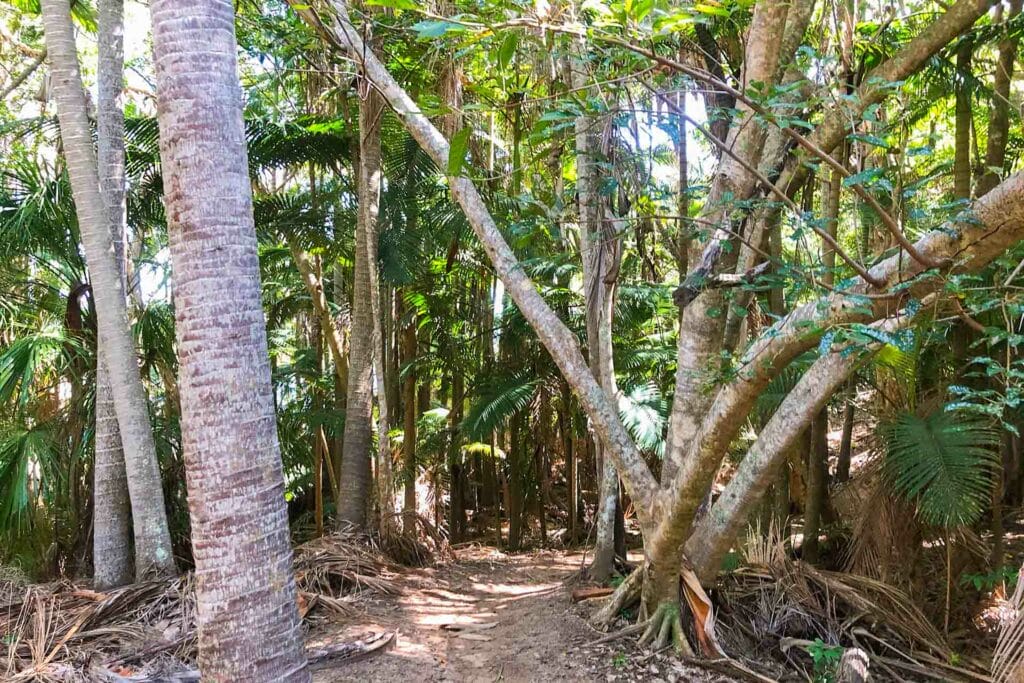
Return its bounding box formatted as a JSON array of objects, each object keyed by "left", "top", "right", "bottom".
[{"left": 2, "top": 0, "right": 1024, "bottom": 679}]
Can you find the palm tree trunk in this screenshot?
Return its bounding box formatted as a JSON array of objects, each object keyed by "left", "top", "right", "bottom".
[
  {"left": 148, "top": 0, "right": 308, "bottom": 678},
  {"left": 976, "top": 0, "right": 1021, "bottom": 197},
  {"left": 954, "top": 40, "right": 973, "bottom": 200},
  {"left": 338, "top": 34, "right": 385, "bottom": 527},
  {"left": 92, "top": 0, "right": 132, "bottom": 590},
  {"left": 401, "top": 297, "right": 417, "bottom": 529},
  {"left": 41, "top": 0, "right": 174, "bottom": 578}
]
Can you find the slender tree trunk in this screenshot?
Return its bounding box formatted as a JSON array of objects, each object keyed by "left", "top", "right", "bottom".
[
  {"left": 41, "top": 0, "right": 174, "bottom": 578},
  {"left": 803, "top": 412, "right": 829, "bottom": 563},
  {"left": 572, "top": 49, "right": 622, "bottom": 582},
  {"left": 836, "top": 385, "right": 855, "bottom": 483},
  {"left": 401, "top": 297, "right": 417, "bottom": 530},
  {"left": 149, "top": 0, "right": 308, "bottom": 678},
  {"left": 338, "top": 28, "right": 385, "bottom": 528},
  {"left": 448, "top": 370, "right": 466, "bottom": 541},
  {"left": 976, "top": 0, "right": 1021, "bottom": 197},
  {"left": 92, "top": 0, "right": 132, "bottom": 590},
  {"left": 954, "top": 40, "right": 973, "bottom": 200}
]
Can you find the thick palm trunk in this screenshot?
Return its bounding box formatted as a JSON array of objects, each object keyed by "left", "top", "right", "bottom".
[
  {"left": 92, "top": 0, "right": 132, "bottom": 590},
  {"left": 338, "top": 60, "right": 385, "bottom": 528},
  {"left": 148, "top": 0, "right": 308, "bottom": 678},
  {"left": 41, "top": 0, "right": 174, "bottom": 578}
]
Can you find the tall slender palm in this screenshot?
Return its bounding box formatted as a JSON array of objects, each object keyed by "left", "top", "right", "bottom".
[
  {"left": 148, "top": 0, "right": 308, "bottom": 678},
  {"left": 92, "top": 0, "right": 132, "bottom": 589},
  {"left": 338, "top": 27, "right": 385, "bottom": 529},
  {"left": 40, "top": 0, "right": 174, "bottom": 578}
]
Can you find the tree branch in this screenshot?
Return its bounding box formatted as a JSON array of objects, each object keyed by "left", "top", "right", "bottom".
[{"left": 291, "top": 0, "right": 662, "bottom": 523}]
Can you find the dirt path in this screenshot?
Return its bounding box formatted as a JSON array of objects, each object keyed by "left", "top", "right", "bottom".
[{"left": 309, "top": 547, "right": 710, "bottom": 683}]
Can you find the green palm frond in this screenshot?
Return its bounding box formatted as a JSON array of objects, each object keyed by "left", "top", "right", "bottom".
[
  {"left": 754, "top": 352, "right": 815, "bottom": 423},
  {"left": 0, "top": 328, "right": 84, "bottom": 410},
  {"left": 0, "top": 424, "right": 62, "bottom": 532},
  {"left": 882, "top": 410, "right": 1000, "bottom": 528},
  {"left": 617, "top": 381, "right": 666, "bottom": 455},
  {"left": 462, "top": 372, "right": 541, "bottom": 441}
]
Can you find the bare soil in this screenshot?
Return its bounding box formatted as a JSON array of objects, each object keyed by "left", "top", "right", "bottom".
[{"left": 309, "top": 546, "right": 718, "bottom": 683}]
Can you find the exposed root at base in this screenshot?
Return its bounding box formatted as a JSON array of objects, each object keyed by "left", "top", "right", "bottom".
[
  {"left": 638, "top": 603, "right": 693, "bottom": 656},
  {"left": 590, "top": 566, "right": 643, "bottom": 629}
]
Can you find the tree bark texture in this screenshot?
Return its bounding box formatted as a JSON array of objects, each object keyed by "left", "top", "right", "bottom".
[
  {"left": 149, "top": 0, "right": 309, "bottom": 678},
  {"left": 92, "top": 0, "right": 132, "bottom": 590},
  {"left": 41, "top": 0, "right": 174, "bottom": 579},
  {"left": 337, "top": 45, "right": 385, "bottom": 528}
]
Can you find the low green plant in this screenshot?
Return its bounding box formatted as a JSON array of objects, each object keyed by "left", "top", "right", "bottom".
[
  {"left": 804, "top": 639, "right": 843, "bottom": 683},
  {"left": 960, "top": 565, "right": 1020, "bottom": 592}
]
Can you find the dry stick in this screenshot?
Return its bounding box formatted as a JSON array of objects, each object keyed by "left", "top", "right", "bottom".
[{"left": 654, "top": 90, "right": 882, "bottom": 288}]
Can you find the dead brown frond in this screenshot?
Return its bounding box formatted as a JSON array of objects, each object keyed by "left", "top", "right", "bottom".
[
  {"left": 1, "top": 534, "right": 399, "bottom": 680},
  {"left": 718, "top": 558, "right": 990, "bottom": 682},
  {"left": 377, "top": 512, "right": 455, "bottom": 567},
  {"left": 993, "top": 561, "right": 1024, "bottom": 683}
]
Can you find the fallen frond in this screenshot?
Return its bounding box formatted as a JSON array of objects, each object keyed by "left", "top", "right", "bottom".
[{"left": 1, "top": 533, "right": 397, "bottom": 681}]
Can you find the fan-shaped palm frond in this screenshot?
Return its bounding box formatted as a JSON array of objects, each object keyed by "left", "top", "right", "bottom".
[
  {"left": 882, "top": 410, "right": 999, "bottom": 527},
  {"left": 0, "top": 424, "right": 62, "bottom": 532},
  {"left": 0, "top": 328, "right": 84, "bottom": 411}
]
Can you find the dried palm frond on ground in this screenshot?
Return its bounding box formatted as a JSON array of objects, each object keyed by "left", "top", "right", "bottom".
[
  {"left": 2, "top": 533, "right": 397, "bottom": 681},
  {"left": 378, "top": 513, "right": 454, "bottom": 567},
  {"left": 993, "top": 562, "right": 1024, "bottom": 683},
  {"left": 718, "top": 558, "right": 991, "bottom": 681}
]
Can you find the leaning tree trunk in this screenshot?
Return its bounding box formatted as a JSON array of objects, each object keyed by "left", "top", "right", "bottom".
[
  {"left": 92, "top": 0, "right": 132, "bottom": 590},
  {"left": 41, "top": 0, "right": 174, "bottom": 578},
  {"left": 297, "top": 0, "right": 1019, "bottom": 619},
  {"left": 149, "top": 0, "right": 309, "bottom": 679}
]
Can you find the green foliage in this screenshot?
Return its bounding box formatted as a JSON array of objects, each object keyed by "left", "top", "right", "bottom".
[
  {"left": 803, "top": 639, "right": 844, "bottom": 683},
  {"left": 881, "top": 410, "right": 1000, "bottom": 527}
]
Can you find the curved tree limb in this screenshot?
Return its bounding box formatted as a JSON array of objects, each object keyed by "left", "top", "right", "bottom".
[{"left": 291, "top": 0, "right": 662, "bottom": 525}]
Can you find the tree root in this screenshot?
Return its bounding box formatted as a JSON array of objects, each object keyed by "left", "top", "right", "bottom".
[
  {"left": 590, "top": 565, "right": 643, "bottom": 630},
  {"left": 638, "top": 602, "right": 693, "bottom": 656}
]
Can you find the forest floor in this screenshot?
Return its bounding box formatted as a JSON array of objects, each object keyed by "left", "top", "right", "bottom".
[{"left": 309, "top": 546, "right": 722, "bottom": 683}]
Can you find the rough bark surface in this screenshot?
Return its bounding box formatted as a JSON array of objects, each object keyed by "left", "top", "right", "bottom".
[
  {"left": 92, "top": 0, "right": 132, "bottom": 590},
  {"left": 41, "top": 0, "right": 174, "bottom": 578},
  {"left": 149, "top": 0, "right": 309, "bottom": 678},
  {"left": 572, "top": 49, "right": 620, "bottom": 581},
  {"left": 338, "top": 56, "right": 385, "bottom": 528}
]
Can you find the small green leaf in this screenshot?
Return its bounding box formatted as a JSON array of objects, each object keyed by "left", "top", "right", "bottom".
[
  {"left": 413, "top": 20, "right": 467, "bottom": 39},
  {"left": 447, "top": 126, "right": 472, "bottom": 176},
  {"left": 365, "top": 0, "right": 418, "bottom": 9},
  {"left": 497, "top": 32, "right": 518, "bottom": 70}
]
